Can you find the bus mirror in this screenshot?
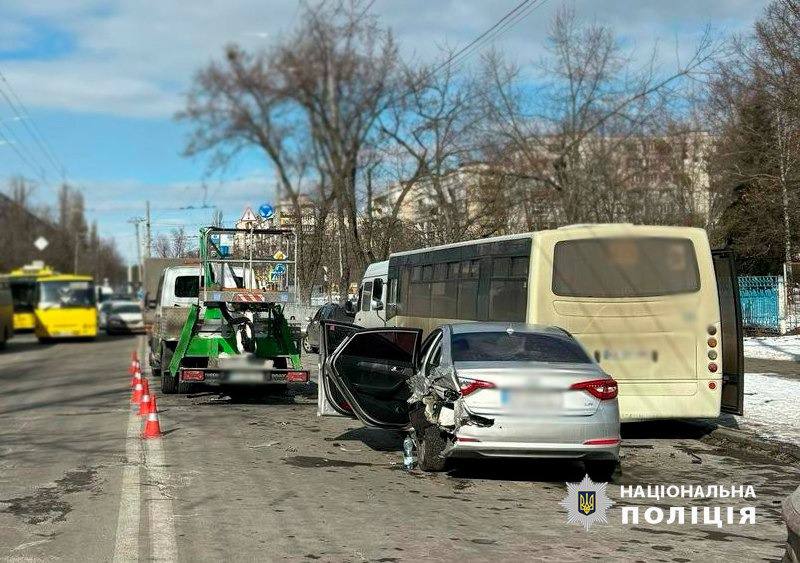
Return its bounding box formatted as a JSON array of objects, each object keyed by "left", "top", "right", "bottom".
[{"left": 344, "top": 300, "right": 356, "bottom": 315}]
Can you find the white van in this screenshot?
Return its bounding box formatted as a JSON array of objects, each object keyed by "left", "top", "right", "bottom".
[{"left": 353, "top": 260, "right": 389, "bottom": 328}]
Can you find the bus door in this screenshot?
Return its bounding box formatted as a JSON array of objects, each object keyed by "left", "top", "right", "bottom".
[{"left": 712, "top": 248, "right": 744, "bottom": 415}]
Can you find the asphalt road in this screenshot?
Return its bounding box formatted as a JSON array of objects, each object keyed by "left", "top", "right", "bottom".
[{"left": 0, "top": 333, "right": 797, "bottom": 561}]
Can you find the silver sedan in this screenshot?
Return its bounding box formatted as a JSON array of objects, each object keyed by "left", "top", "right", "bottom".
[
  {"left": 427, "top": 323, "right": 620, "bottom": 479},
  {"left": 319, "top": 321, "right": 620, "bottom": 479}
]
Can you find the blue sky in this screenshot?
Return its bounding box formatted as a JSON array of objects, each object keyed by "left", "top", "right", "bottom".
[{"left": 0, "top": 0, "right": 768, "bottom": 263}]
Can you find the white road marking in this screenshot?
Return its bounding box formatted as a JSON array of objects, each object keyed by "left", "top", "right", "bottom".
[
  {"left": 139, "top": 335, "right": 179, "bottom": 562},
  {"left": 112, "top": 410, "right": 141, "bottom": 562},
  {"left": 12, "top": 538, "right": 53, "bottom": 552},
  {"left": 145, "top": 438, "right": 178, "bottom": 562}
]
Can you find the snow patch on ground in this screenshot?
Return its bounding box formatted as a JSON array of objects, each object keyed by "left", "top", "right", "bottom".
[
  {"left": 738, "top": 373, "right": 800, "bottom": 446},
  {"left": 744, "top": 335, "right": 800, "bottom": 361}
]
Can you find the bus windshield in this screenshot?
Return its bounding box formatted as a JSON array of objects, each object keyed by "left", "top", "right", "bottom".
[
  {"left": 10, "top": 279, "right": 36, "bottom": 312},
  {"left": 552, "top": 237, "right": 700, "bottom": 298},
  {"left": 38, "top": 280, "right": 96, "bottom": 309}
]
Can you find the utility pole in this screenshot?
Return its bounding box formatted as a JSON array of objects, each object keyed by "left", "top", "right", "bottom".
[
  {"left": 128, "top": 216, "right": 144, "bottom": 293},
  {"left": 145, "top": 201, "right": 151, "bottom": 260},
  {"left": 144, "top": 201, "right": 151, "bottom": 299}
]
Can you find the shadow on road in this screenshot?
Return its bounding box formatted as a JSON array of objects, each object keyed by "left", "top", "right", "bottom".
[
  {"left": 331, "top": 426, "right": 405, "bottom": 452},
  {"left": 621, "top": 417, "right": 739, "bottom": 440}
]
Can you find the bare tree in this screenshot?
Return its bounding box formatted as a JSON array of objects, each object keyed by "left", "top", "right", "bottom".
[
  {"left": 480, "top": 7, "right": 718, "bottom": 225},
  {"left": 374, "top": 57, "right": 488, "bottom": 250},
  {"left": 706, "top": 0, "right": 800, "bottom": 273},
  {"left": 153, "top": 228, "right": 192, "bottom": 258},
  {"left": 179, "top": 1, "right": 399, "bottom": 298}
]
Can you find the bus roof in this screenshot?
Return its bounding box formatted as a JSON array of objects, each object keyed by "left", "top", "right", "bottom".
[
  {"left": 9, "top": 267, "right": 56, "bottom": 278},
  {"left": 388, "top": 224, "right": 707, "bottom": 259},
  {"left": 37, "top": 275, "right": 94, "bottom": 282},
  {"left": 390, "top": 232, "right": 534, "bottom": 258}
]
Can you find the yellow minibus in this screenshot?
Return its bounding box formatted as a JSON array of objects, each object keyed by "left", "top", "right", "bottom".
[{"left": 34, "top": 275, "right": 97, "bottom": 342}]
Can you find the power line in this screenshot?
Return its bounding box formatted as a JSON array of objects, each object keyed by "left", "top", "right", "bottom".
[
  {"left": 0, "top": 69, "right": 68, "bottom": 181},
  {"left": 427, "top": 0, "right": 536, "bottom": 78},
  {"left": 393, "top": 0, "right": 549, "bottom": 105},
  {"left": 0, "top": 116, "right": 50, "bottom": 183},
  {"left": 445, "top": 0, "right": 550, "bottom": 75},
  {"left": 0, "top": 125, "right": 48, "bottom": 183}
]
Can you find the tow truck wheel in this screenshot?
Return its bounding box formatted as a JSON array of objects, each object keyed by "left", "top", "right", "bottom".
[
  {"left": 160, "top": 347, "right": 178, "bottom": 394},
  {"left": 417, "top": 426, "right": 448, "bottom": 472}
]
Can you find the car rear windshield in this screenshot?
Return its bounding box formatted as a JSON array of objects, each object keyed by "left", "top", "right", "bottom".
[
  {"left": 451, "top": 332, "right": 591, "bottom": 363},
  {"left": 112, "top": 304, "right": 141, "bottom": 314},
  {"left": 552, "top": 237, "right": 700, "bottom": 298}
]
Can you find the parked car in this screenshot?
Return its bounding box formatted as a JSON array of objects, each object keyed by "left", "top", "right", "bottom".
[
  {"left": 318, "top": 322, "right": 620, "bottom": 479},
  {"left": 303, "top": 302, "right": 353, "bottom": 353},
  {"left": 105, "top": 301, "right": 145, "bottom": 334},
  {"left": 98, "top": 300, "right": 115, "bottom": 330}
]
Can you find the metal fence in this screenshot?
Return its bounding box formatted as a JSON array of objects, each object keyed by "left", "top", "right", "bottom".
[{"left": 738, "top": 276, "right": 781, "bottom": 332}]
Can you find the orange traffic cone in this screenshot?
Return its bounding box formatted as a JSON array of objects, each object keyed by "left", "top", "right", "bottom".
[
  {"left": 130, "top": 364, "right": 142, "bottom": 388},
  {"left": 142, "top": 402, "right": 162, "bottom": 439},
  {"left": 131, "top": 381, "right": 143, "bottom": 404},
  {"left": 128, "top": 351, "right": 139, "bottom": 375},
  {"left": 139, "top": 391, "right": 153, "bottom": 416},
  {"left": 141, "top": 378, "right": 150, "bottom": 398}
]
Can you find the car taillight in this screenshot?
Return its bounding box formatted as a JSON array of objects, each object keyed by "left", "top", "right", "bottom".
[
  {"left": 570, "top": 378, "right": 618, "bottom": 400},
  {"left": 583, "top": 438, "right": 621, "bottom": 446},
  {"left": 459, "top": 379, "right": 496, "bottom": 396},
  {"left": 286, "top": 370, "right": 309, "bottom": 382}
]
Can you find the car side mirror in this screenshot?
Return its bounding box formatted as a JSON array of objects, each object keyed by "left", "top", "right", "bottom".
[{"left": 371, "top": 299, "right": 383, "bottom": 311}]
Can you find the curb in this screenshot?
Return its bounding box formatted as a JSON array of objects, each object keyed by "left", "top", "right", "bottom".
[{"left": 690, "top": 422, "right": 800, "bottom": 464}]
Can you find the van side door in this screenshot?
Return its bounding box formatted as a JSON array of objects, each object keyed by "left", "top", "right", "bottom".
[{"left": 712, "top": 248, "right": 744, "bottom": 415}]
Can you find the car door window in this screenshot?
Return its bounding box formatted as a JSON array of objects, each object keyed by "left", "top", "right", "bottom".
[
  {"left": 418, "top": 329, "right": 442, "bottom": 365},
  {"left": 330, "top": 328, "right": 422, "bottom": 428},
  {"left": 425, "top": 341, "right": 442, "bottom": 377}
]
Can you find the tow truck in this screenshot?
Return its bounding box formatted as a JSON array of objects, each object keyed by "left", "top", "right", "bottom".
[{"left": 163, "top": 226, "right": 309, "bottom": 395}]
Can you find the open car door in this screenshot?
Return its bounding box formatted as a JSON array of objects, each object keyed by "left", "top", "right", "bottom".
[
  {"left": 318, "top": 320, "right": 361, "bottom": 417},
  {"left": 712, "top": 248, "right": 744, "bottom": 415},
  {"left": 325, "top": 326, "right": 422, "bottom": 429}
]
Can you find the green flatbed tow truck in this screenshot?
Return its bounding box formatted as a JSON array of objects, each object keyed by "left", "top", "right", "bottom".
[{"left": 162, "top": 226, "right": 309, "bottom": 395}]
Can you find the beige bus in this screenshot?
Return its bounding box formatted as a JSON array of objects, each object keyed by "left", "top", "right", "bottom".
[{"left": 354, "top": 224, "right": 744, "bottom": 421}]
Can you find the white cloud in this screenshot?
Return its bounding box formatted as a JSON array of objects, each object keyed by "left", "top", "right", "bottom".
[{"left": 0, "top": 0, "right": 769, "bottom": 118}]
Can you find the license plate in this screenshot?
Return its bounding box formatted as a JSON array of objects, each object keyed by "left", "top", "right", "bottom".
[
  {"left": 500, "top": 389, "right": 562, "bottom": 412},
  {"left": 227, "top": 372, "right": 265, "bottom": 384}
]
